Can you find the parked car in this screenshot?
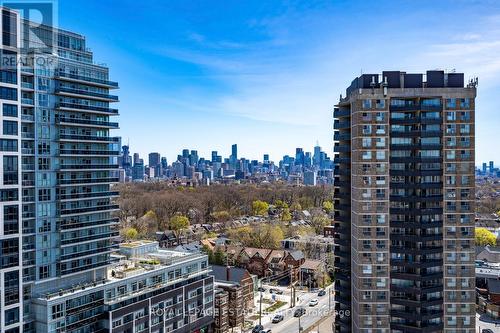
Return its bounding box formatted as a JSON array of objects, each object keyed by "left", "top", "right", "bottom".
[
  {"left": 272, "top": 314, "right": 284, "bottom": 323},
  {"left": 309, "top": 299, "right": 319, "bottom": 307},
  {"left": 270, "top": 288, "right": 284, "bottom": 295},
  {"left": 252, "top": 325, "right": 264, "bottom": 333},
  {"left": 318, "top": 289, "right": 326, "bottom": 296},
  {"left": 482, "top": 330, "right": 494, "bottom": 333},
  {"left": 257, "top": 287, "right": 266, "bottom": 292},
  {"left": 294, "top": 307, "right": 306, "bottom": 317}
]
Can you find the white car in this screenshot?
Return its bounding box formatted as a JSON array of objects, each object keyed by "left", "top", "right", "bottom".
[{"left": 308, "top": 299, "right": 319, "bottom": 307}]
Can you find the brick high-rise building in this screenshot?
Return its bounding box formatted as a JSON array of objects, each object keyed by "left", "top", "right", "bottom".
[{"left": 333, "top": 70, "right": 476, "bottom": 333}]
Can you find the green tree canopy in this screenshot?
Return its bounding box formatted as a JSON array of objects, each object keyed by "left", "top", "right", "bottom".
[
  {"left": 322, "top": 201, "right": 334, "bottom": 214},
  {"left": 123, "top": 227, "right": 138, "bottom": 241},
  {"left": 476, "top": 227, "right": 497, "bottom": 246},
  {"left": 170, "top": 214, "right": 189, "bottom": 244},
  {"left": 252, "top": 200, "right": 269, "bottom": 215}
]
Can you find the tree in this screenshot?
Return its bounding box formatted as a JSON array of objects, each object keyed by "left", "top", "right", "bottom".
[
  {"left": 322, "top": 201, "right": 334, "bottom": 214},
  {"left": 252, "top": 224, "right": 284, "bottom": 249},
  {"left": 252, "top": 200, "right": 269, "bottom": 216},
  {"left": 169, "top": 214, "right": 189, "bottom": 245},
  {"left": 227, "top": 226, "right": 253, "bottom": 246},
  {"left": 290, "top": 202, "right": 302, "bottom": 212},
  {"left": 210, "top": 210, "right": 231, "bottom": 222},
  {"left": 476, "top": 227, "right": 497, "bottom": 246},
  {"left": 123, "top": 227, "right": 138, "bottom": 241},
  {"left": 281, "top": 208, "right": 292, "bottom": 222},
  {"left": 213, "top": 248, "right": 226, "bottom": 265},
  {"left": 310, "top": 214, "right": 331, "bottom": 234}
]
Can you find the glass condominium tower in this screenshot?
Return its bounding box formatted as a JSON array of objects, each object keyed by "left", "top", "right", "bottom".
[
  {"left": 333, "top": 71, "right": 476, "bottom": 333},
  {"left": 0, "top": 6, "right": 120, "bottom": 333}
]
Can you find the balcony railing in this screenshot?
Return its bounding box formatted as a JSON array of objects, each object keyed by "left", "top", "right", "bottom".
[
  {"left": 55, "top": 71, "right": 119, "bottom": 88},
  {"left": 56, "top": 117, "right": 119, "bottom": 128},
  {"left": 59, "top": 164, "right": 119, "bottom": 170},
  {"left": 21, "top": 98, "right": 34, "bottom": 105},
  {"left": 55, "top": 87, "right": 119, "bottom": 101},
  {"left": 56, "top": 102, "right": 119, "bottom": 114},
  {"left": 60, "top": 230, "right": 120, "bottom": 245},
  {"left": 57, "top": 191, "right": 119, "bottom": 200},
  {"left": 60, "top": 217, "right": 119, "bottom": 230},
  {"left": 57, "top": 177, "right": 119, "bottom": 185},
  {"left": 59, "top": 134, "right": 121, "bottom": 142},
  {"left": 58, "top": 149, "right": 120, "bottom": 156}
]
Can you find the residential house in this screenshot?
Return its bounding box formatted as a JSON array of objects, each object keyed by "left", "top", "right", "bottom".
[
  {"left": 266, "top": 250, "right": 287, "bottom": 276},
  {"left": 300, "top": 259, "right": 325, "bottom": 288},
  {"left": 477, "top": 278, "right": 500, "bottom": 319},
  {"left": 155, "top": 230, "right": 179, "bottom": 247},
  {"left": 238, "top": 248, "right": 272, "bottom": 277},
  {"left": 283, "top": 250, "right": 305, "bottom": 282},
  {"left": 210, "top": 265, "right": 255, "bottom": 310}
]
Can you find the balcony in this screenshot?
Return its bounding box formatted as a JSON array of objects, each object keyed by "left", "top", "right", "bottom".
[
  {"left": 60, "top": 230, "right": 120, "bottom": 245},
  {"left": 334, "top": 144, "right": 350, "bottom": 153},
  {"left": 60, "top": 217, "right": 119, "bottom": 230},
  {"left": 57, "top": 177, "right": 119, "bottom": 185},
  {"left": 21, "top": 114, "right": 34, "bottom": 122},
  {"left": 390, "top": 322, "right": 443, "bottom": 333},
  {"left": 389, "top": 207, "right": 443, "bottom": 215},
  {"left": 59, "top": 134, "right": 121, "bottom": 143},
  {"left": 21, "top": 82, "right": 34, "bottom": 89},
  {"left": 390, "top": 182, "right": 443, "bottom": 189},
  {"left": 56, "top": 102, "right": 119, "bottom": 115},
  {"left": 390, "top": 245, "right": 443, "bottom": 255},
  {"left": 56, "top": 117, "right": 119, "bottom": 128},
  {"left": 390, "top": 220, "right": 443, "bottom": 229},
  {"left": 334, "top": 121, "right": 351, "bottom": 129},
  {"left": 389, "top": 104, "right": 420, "bottom": 111},
  {"left": 21, "top": 98, "right": 34, "bottom": 105},
  {"left": 390, "top": 259, "right": 444, "bottom": 269},
  {"left": 334, "top": 132, "right": 351, "bottom": 141},
  {"left": 58, "top": 149, "right": 120, "bottom": 156},
  {"left": 59, "top": 204, "right": 119, "bottom": 216},
  {"left": 389, "top": 169, "right": 442, "bottom": 177},
  {"left": 55, "top": 71, "right": 119, "bottom": 88},
  {"left": 55, "top": 87, "right": 119, "bottom": 101},
  {"left": 390, "top": 234, "right": 443, "bottom": 242},
  {"left": 59, "top": 164, "right": 119, "bottom": 171},
  {"left": 57, "top": 191, "right": 119, "bottom": 201},
  {"left": 61, "top": 244, "right": 118, "bottom": 261},
  {"left": 333, "top": 109, "right": 350, "bottom": 118},
  {"left": 333, "top": 157, "right": 350, "bottom": 164},
  {"left": 390, "top": 130, "right": 442, "bottom": 138}
]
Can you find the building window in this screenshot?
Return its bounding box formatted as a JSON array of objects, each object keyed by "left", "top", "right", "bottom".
[
  {"left": 0, "top": 87, "right": 17, "bottom": 100},
  {"left": 0, "top": 189, "right": 18, "bottom": 201},
  {"left": 3, "top": 156, "right": 18, "bottom": 185},
  {"left": 3, "top": 205, "right": 18, "bottom": 234},
  {"left": 362, "top": 99, "right": 372, "bottom": 109},
  {"left": 4, "top": 307, "right": 19, "bottom": 326},
  {"left": 3, "top": 104, "right": 17, "bottom": 117},
  {"left": 3, "top": 120, "right": 17, "bottom": 135},
  {"left": 0, "top": 139, "right": 17, "bottom": 151}
]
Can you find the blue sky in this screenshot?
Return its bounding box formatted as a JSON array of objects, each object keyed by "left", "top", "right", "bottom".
[{"left": 58, "top": 0, "right": 500, "bottom": 164}]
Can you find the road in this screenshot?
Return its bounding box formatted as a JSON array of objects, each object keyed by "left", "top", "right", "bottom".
[{"left": 255, "top": 285, "right": 334, "bottom": 333}]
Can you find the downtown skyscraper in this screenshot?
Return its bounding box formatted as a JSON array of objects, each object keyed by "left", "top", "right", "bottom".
[{"left": 333, "top": 71, "right": 476, "bottom": 332}]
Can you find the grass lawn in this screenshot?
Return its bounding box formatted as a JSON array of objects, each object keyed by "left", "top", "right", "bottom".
[{"left": 264, "top": 301, "right": 286, "bottom": 313}]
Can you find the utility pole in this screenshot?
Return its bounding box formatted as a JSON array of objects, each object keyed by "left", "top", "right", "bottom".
[{"left": 259, "top": 279, "right": 263, "bottom": 327}]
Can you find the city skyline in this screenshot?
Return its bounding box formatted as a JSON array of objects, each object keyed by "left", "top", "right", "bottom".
[{"left": 56, "top": 0, "right": 500, "bottom": 163}]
